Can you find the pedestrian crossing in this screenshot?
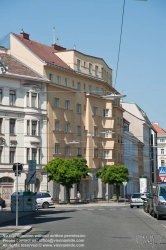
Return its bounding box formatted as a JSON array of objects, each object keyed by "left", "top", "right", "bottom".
[{"left": 53, "top": 207, "right": 130, "bottom": 211}]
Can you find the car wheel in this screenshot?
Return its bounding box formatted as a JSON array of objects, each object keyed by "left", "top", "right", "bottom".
[
  {"left": 130, "top": 205, "right": 133, "bottom": 208},
  {"left": 147, "top": 207, "right": 149, "bottom": 213},
  {"left": 42, "top": 202, "right": 49, "bottom": 209},
  {"left": 152, "top": 210, "right": 156, "bottom": 218},
  {"left": 137, "top": 206, "right": 139, "bottom": 208},
  {"left": 157, "top": 212, "right": 162, "bottom": 220}
]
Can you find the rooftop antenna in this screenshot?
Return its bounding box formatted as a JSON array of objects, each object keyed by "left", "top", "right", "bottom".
[
  {"left": 53, "top": 27, "right": 56, "bottom": 44},
  {"left": 74, "top": 44, "right": 76, "bottom": 50},
  {"left": 57, "top": 38, "right": 59, "bottom": 45}
]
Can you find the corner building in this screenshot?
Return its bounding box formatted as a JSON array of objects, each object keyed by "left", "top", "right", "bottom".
[{"left": 9, "top": 31, "right": 125, "bottom": 200}]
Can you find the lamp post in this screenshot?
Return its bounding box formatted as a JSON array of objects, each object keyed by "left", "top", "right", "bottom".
[{"left": 122, "top": 182, "right": 127, "bottom": 204}]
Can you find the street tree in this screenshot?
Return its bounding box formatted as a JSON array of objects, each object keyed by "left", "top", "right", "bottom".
[
  {"left": 96, "top": 165, "right": 129, "bottom": 201},
  {"left": 43, "top": 158, "right": 91, "bottom": 203}
]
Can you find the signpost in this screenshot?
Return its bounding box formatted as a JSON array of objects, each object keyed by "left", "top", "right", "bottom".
[{"left": 122, "top": 182, "right": 127, "bottom": 204}]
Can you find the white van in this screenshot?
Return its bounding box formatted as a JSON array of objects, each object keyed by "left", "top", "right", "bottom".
[{"left": 152, "top": 183, "right": 166, "bottom": 220}]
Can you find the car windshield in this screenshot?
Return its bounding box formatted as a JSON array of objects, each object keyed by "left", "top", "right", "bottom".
[
  {"left": 132, "top": 194, "right": 141, "bottom": 198},
  {"left": 159, "top": 186, "right": 166, "bottom": 196}
]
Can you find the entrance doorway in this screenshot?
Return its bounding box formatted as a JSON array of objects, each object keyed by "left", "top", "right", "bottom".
[{"left": 0, "top": 177, "right": 14, "bottom": 200}]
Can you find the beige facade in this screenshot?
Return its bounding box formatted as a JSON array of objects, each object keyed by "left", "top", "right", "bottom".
[{"left": 8, "top": 31, "right": 124, "bottom": 200}]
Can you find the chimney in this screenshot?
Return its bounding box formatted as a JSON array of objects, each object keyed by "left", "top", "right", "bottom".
[
  {"left": 20, "top": 30, "right": 29, "bottom": 40},
  {"left": 51, "top": 44, "right": 66, "bottom": 51}
]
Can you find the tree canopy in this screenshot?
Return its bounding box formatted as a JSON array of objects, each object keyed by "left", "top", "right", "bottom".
[{"left": 43, "top": 158, "right": 91, "bottom": 203}]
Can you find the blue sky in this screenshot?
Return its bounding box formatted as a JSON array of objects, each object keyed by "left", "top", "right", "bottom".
[{"left": 1, "top": 0, "right": 166, "bottom": 128}]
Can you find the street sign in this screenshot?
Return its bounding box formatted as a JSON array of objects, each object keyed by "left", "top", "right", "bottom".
[
  {"left": 26, "top": 160, "right": 36, "bottom": 184},
  {"left": 41, "top": 172, "right": 47, "bottom": 175},
  {"left": 122, "top": 182, "right": 127, "bottom": 186},
  {"left": 13, "top": 163, "right": 23, "bottom": 174},
  {"left": 159, "top": 167, "right": 166, "bottom": 176},
  {"left": 159, "top": 176, "right": 166, "bottom": 182}
]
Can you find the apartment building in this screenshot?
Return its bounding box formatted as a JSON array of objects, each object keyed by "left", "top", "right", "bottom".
[
  {"left": 0, "top": 52, "right": 48, "bottom": 201},
  {"left": 6, "top": 31, "right": 125, "bottom": 200}
]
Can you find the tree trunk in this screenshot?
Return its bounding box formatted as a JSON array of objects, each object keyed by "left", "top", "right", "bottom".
[
  {"left": 66, "top": 188, "right": 70, "bottom": 204},
  {"left": 116, "top": 186, "right": 120, "bottom": 202}
]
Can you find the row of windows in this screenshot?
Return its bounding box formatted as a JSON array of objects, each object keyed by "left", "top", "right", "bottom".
[
  {"left": 0, "top": 89, "right": 39, "bottom": 108},
  {"left": 0, "top": 148, "right": 41, "bottom": 164},
  {"left": 0, "top": 118, "right": 40, "bottom": 136}
]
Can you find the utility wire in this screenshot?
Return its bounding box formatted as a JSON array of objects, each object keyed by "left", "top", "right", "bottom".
[{"left": 114, "top": 0, "right": 126, "bottom": 89}]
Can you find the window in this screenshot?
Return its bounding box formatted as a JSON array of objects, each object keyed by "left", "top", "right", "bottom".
[
  {"left": 31, "top": 93, "right": 37, "bottom": 108},
  {"left": 77, "top": 82, "right": 81, "bottom": 92},
  {"left": 103, "top": 109, "right": 109, "bottom": 117},
  {"left": 89, "top": 63, "right": 92, "bottom": 74},
  {"left": 65, "top": 78, "right": 68, "bottom": 87},
  {"left": 57, "top": 76, "right": 61, "bottom": 84},
  {"left": 77, "top": 59, "right": 81, "bottom": 70},
  {"left": 95, "top": 65, "right": 98, "bottom": 76},
  {"left": 0, "top": 118, "right": 2, "bottom": 134},
  {"left": 32, "top": 121, "right": 37, "bottom": 135},
  {"left": 38, "top": 149, "right": 41, "bottom": 164},
  {"left": 32, "top": 148, "right": 37, "bottom": 161},
  {"left": 0, "top": 147, "right": 2, "bottom": 163},
  {"left": 10, "top": 147, "right": 15, "bottom": 163},
  {"left": 27, "top": 148, "right": 30, "bottom": 163},
  {"left": 65, "top": 146, "right": 70, "bottom": 155},
  {"left": 161, "top": 160, "right": 165, "bottom": 166},
  {"left": 27, "top": 92, "right": 29, "bottom": 107},
  {"left": 77, "top": 148, "right": 81, "bottom": 156},
  {"left": 94, "top": 149, "right": 98, "bottom": 157},
  {"left": 10, "top": 90, "right": 16, "bottom": 105},
  {"left": 160, "top": 138, "right": 165, "bottom": 142},
  {"left": 102, "top": 130, "right": 109, "bottom": 138},
  {"left": 65, "top": 100, "right": 70, "bottom": 110},
  {"left": 101, "top": 68, "right": 103, "bottom": 78},
  {"left": 49, "top": 74, "right": 53, "bottom": 81},
  {"left": 65, "top": 123, "right": 70, "bottom": 132},
  {"left": 55, "top": 144, "right": 59, "bottom": 154},
  {"left": 93, "top": 107, "right": 98, "bottom": 115},
  {"left": 77, "top": 126, "right": 81, "bottom": 136},
  {"left": 103, "top": 150, "right": 109, "bottom": 159},
  {"left": 94, "top": 127, "right": 98, "bottom": 136},
  {"left": 54, "top": 97, "right": 59, "bottom": 107},
  {"left": 55, "top": 121, "right": 59, "bottom": 131},
  {"left": 84, "top": 62, "right": 86, "bottom": 68},
  {"left": 76, "top": 104, "right": 81, "bottom": 114},
  {"left": 10, "top": 119, "right": 15, "bottom": 135},
  {"left": 96, "top": 87, "right": 99, "bottom": 95},
  {"left": 161, "top": 149, "right": 164, "bottom": 155},
  {"left": 0, "top": 89, "right": 2, "bottom": 103},
  {"left": 89, "top": 85, "right": 92, "bottom": 93},
  {"left": 27, "top": 120, "right": 30, "bottom": 135}
]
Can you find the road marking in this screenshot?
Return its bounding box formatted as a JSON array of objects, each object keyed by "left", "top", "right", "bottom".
[
  {"left": 161, "top": 224, "right": 166, "bottom": 228},
  {"left": 99, "top": 209, "right": 105, "bottom": 210},
  {"left": 121, "top": 208, "right": 127, "bottom": 210},
  {"left": 88, "top": 209, "right": 94, "bottom": 210},
  {"left": 110, "top": 208, "right": 116, "bottom": 210}
]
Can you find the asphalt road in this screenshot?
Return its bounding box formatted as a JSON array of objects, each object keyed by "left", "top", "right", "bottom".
[{"left": 1, "top": 206, "right": 166, "bottom": 250}]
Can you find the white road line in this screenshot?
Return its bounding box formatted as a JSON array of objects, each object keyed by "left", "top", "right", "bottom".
[
  {"left": 88, "top": 209, "right": 94, "bottom": 210},
  {"left": 110, "top": 209, "right": 116, "bottom": 210},
  {"left": 161, "top": 224, "right": 166, "bottom": 228},
  {"left": 121, "top": 208, "right": 127, "bottom": 210},
  {"left": 99, "top": 209, "right": 105, "bottom": 210}
]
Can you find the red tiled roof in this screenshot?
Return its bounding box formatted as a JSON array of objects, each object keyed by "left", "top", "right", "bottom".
[
  {"left": 152, "top": 123, "right": 166, "bottom": 134},
  {"left": 0, "top": 53, "right": 42, "bottom": 78},
  {"left": 12, "top": 33, "right": 72, "bottom": 70}
]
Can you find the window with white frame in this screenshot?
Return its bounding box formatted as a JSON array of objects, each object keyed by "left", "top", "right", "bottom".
[
  {"left": 89, "top": 63, "right": 92, "bottom": 74},
  {"left": 0, "top": 118, "right": 2, "bottom": 134},
  {"left": 102, "top": 130, "right": 109, "bottom": 138},
  {"left": 160, "top": 138, "right": 165, "bottom": 142},
  {"left": 77, "top": 126, "right": 81, "bottom": 135},
  {"left": 77, "top": 59, "right": 81, "bottom": 70},
  {"left": 65, "top": 123, "right": 70, "bottom": 132},
  {"left": 10, "top": 119, "right": 15, "bottom": 135},
  {"left": 0, "top": 89, "right": 2, "bottom": 103},
  {"left": 49, "top": 74, "right": 53, "bottom": 81},
  {"left": 94, "top": 127, "right": 98, "bottom": 136},
  {"left": 10, "top": 147, "right": 15, "bottom": 163},
  {"left": 32, "top": 148, "right": 37, "bottom": 161},
  {"left": 27, "top": 148, "right": 30, "bottom": 163},
  {"left": 10, "top": 90, "right": 16, "bottom": 105},
  {"left": 31, "top": 92, "right": 37, "bottom": 108},
  {"left": 95, "top": 65, "right": 98, "bottom": 76},
  {"left": 57, "top": 76, "right": 61, "bottom": 84},
  {"left": 55, "top": 121, "right": 59, "bottom": 131},
  {"left": 93, "top": 106, "right": 98, "bottom": 115},
  {"left": 103, "top": 150, "right": 109, "bottom": 159},
  {"left": 77, "top": 82, "right": 81, "bottom": 92},
  {"left": 27, "top": 120, "right": 30, "bottom": 135},
  {"left": 32, "top": 121, "right": 37, "bottom": 135},
  {"left": 65, "top": 100, "right": 70, "bottom": 110},
  {"left": 94, "top": 148, "right": 98, "bottom": 157},
  {"left": 161, "top": 160, "right": 165, "bottom": 166},
  {"left": 76, "top": 104, "right": 81, "bottom": 114},
  {"left": 55, "top": 144, "right": 59, "bottom": 154},
  {"left": 54, "top": 97, "right": 59, "bottom": 107},
  {"left": 96, "top": 87, "right": 99, "bottom": 95},
  {"left": 65, "top": 78, "right": 68, "bottom": 87},
  {"left": 161, "top": 149, "right": 164, "bottom": 155},
  {"left": 89, "top": 85, "right": 92, "bottom": 93},
  {"left": 0, "top": 147, "right": 2, "bottom": 163},
  {"left": 27, "top": 92, "right": 29, "bottom": 107},
  {"left": 65, "top": 146, "right": 70, "bottom": 155},
  {"left": 103, "top": 109, "right": 109, "bottom": 117}
]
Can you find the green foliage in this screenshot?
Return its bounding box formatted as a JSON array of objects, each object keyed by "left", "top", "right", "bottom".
[
  {"left": 43, "top": 158, "right": 91, "bottom": 190},
  {"left": 96, "top": 165, "right": 129, "bottom": 186}
]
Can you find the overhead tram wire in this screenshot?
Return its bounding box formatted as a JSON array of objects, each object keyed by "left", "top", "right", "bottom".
[{"left": 114, "top": 0, "right": 126, "bottom": 89}]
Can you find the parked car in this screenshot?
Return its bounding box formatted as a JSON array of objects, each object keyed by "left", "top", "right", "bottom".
[
  {"left": 152, "top": 183, "right": 166, "bottom": 220},
  {"left": 36, "top": 192, "right": 54, "bottom": 209},
  {"left": 142, "top": 193, "right": 153, "bottom": 213},
  {"left": 0, "top": 198, "right": 6, "bottom": 210},
  {"left": 130, "top": 193, "right": 144, "bottom": 208}
]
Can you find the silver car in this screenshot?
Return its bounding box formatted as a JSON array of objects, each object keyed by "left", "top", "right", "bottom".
[
  {"left": 36, "top": 192, "right": 54, "bottom": 209},
  {"left": 152, "top": 183, "right": 166, "bottom": 220},
  {"left": 130, "top": 193, "right": 144, "bottom": 208}
]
